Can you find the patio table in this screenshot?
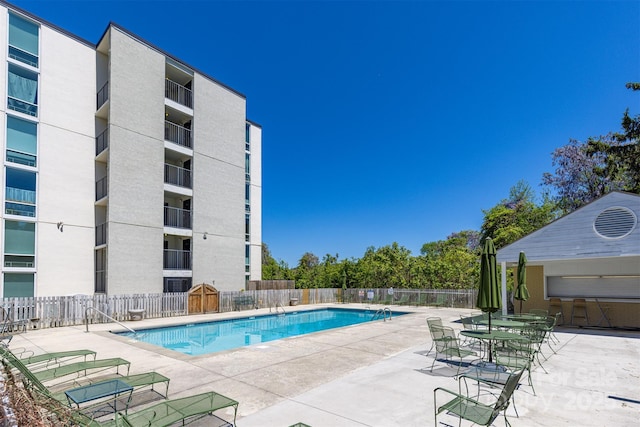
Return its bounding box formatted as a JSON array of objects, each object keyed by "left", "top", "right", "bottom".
[
  {"left": 500, "top": 314, "right": 546, "bottom": 322},
  {"left": 460, "top": 330, "right": 527, "bottom": 363},
  {"left": 475, "top": 319, "right": 529, "bottom": 329},
  {"left": 65, "top": 378, "right": 133, "bottom": 415}
]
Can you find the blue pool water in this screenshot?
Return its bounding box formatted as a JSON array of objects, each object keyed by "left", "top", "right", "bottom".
[{"left": 116, "top": 308, "right": 408, "bottom": 356}]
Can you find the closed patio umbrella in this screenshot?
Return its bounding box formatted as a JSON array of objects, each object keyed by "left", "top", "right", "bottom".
[
  {"left": 477, "top": 238, "right": 501, "bottom": 362},
  {"left": 514, "top": 251, "right": 529, "bottom": 314}
]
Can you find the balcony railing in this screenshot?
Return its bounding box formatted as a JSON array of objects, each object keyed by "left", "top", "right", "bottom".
[
  {"left": 96, "top": 129, "right": 109, "bottom": 155},
  {"left": 164, "top": 206, "right": 192, "bottom": 229},
  {"left": 164, "top": 164, "right": 192, "bottom": 189},
  {"left": 96, "top": 176, "right": 108, "bottom": 200},
  {"left": 97, "top": 81, "right": 109, "bottom": 109},
  {"left": 96, "top": 223, "right": 107, "bottom": 246},
  {"left": 164, "top": 121, "right": 192, "bottom": 149},
  {"left": 5, "top": 201, "right": 35, "bottom": 217},
  {"left": 5, "top": 187, "right": 36, "bottom": 204},
  {"left": 6, "top": 149, "right": 36, "bottom": 167},
  {"left": 163, "top": 249, "right": 191, "bottom": 270},
  {"left": 4, "top": 254, "right": 35, "bottom": 268},
  {"left": 9, "top": 45, "right": 38, "bottom": 68},
  {"left": 8, "top": 96, "right": 37, "bottom": 116},
  {"left": 165, "top": 79, "right": 193, "bottom": 108}
]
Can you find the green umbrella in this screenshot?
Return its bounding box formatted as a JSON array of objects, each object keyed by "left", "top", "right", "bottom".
[
  {"left": 477, "top": 238, "right": 501, "bottom": 362},
  {"left": 514, "top": 251, "right": 529, "bottom": 314}
]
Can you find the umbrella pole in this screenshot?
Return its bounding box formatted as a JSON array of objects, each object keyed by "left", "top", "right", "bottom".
[
  {"left": 519, "top": 300, "right": 523, "bottom": 314},
  {"left": 488, "top": 315, "right": 493, "bottom": 362}
]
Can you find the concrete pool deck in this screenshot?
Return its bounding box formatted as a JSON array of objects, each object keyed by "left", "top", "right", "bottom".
[{"left": 7, "top": 304, "right": 640, "bottom": 426}]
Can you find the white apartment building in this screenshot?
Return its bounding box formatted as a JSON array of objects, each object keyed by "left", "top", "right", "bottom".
[{"left": 0, "top": 2, "right": 262, "bottom": 297}]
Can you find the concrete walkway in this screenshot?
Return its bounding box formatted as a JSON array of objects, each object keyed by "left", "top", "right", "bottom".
[{"left": 6, "top": 304, "right": 640, "bottom": 426}]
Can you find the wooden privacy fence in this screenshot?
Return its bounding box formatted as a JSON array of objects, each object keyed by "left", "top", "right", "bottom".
[{"left": 1, "top": 288, "right": 477, "bottom": 330}]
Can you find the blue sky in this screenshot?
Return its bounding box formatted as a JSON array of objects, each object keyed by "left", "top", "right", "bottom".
[{"left": 11, "top": 0, "right": 639, "bottom": 265}]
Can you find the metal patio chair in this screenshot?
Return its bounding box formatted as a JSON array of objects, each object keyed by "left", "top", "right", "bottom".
[
  {"left": 429, "top": 325, "right": 477, "bottom": 375},
  {"left": 434, "top": 368, "right": 524, "bottom": 427}
]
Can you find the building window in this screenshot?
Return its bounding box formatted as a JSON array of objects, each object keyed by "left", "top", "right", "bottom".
[
  {"left": 245, "top": 244, "right": 250, "bottom": 272},
  {"left": 95, "top": 248, "right": 106, "bottom": 293},
  {"left": 4, "top": 220, "right": 35, "bottom": 268},
  {"left": 3, "top": 272, "right": 34, "bottom": 298},
  {"left": 245, "top": 214, "right": 250, "bottom": 242},
  {"left": 5, "top": 167, "right": 36, "bottom": 217},
  {"left": 8, "top": 12, "right": 39, "bottom": 68},
  {"left": 245, "top": 153, "right": 250, "bottom": 181},
  {"left": 245, "top": 123, "right": 250, "bottom": 151},
  {"left": 6, "top": 115, "right": 37, "bottom": 167},
  {"left": 8, "top": 63, "right": 38, "bottom": 116},
  {"left": 163, "top": 277, "right": 192, "bottom": 293},
  {"left": 245, "top": 183, "right": 250, "bottom": 212}
]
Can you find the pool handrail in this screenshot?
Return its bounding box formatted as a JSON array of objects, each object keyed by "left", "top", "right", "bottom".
[{"left": 85, "top": 306, "right": 137, "bottom": 335}]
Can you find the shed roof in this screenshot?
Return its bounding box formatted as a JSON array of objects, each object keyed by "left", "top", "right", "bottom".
[{"left": 496, "top": 191, "right": 640, "bottom": 264}]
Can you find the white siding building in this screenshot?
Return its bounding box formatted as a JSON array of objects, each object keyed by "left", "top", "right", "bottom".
[{"left": 0, "top": 2, "right": 262, "bottom": 297}]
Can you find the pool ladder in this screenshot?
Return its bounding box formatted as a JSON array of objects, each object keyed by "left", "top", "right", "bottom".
[
  {"left": 372, "top": 307, "right": 392, "bottom": 322},
  {"left": 271, "top": 303, "right": 286, "bottom": 315}
]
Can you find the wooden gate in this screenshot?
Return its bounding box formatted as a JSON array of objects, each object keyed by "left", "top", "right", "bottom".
[{"left": 188, "top": 284, "right": 219, "bottom": 314}]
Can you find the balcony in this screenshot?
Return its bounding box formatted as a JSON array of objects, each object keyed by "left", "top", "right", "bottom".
[
  {"left": 6, "top": 149, "right": 36, "bottom": 167},
  {"left": 97, "top": 81, "right": 109, "bottom": 110},
  {"left": 164, "top": 206, "right": 192, "bottom": 229},
  {"left": 165, "top": 121, "right": 192, "bottom": 149},
  {"left": 165, "top": 79, "right": 193, "bottom": 108},
  {"left": 164, "top": 249, "right": 191, "bottom": 270},
  {"left": 96, "top": 176, "right": 108, "bottom": 201},
  {"left": 8, "top": 96, "right": 37, "bottom": 117},
  {"left": 9, "top": 45, "right": 38, "bottom": 68},
  {"left": 96, "top": 223, "right": 107, "bottom": 246},
  {"left": 96, "top": 129, "right": 109, "bottom": 156},
  {"left": 5, "top": 187, "right": 36, "bottom": 204},
  {"left": 4, "top": 255, "right": 34, "bottom": 268},
  {"left": 5, "top": 201, "right": 35, "bottom": 217},
  {"left": 164, "top": 164, "right": 192, "bottom": 189}
]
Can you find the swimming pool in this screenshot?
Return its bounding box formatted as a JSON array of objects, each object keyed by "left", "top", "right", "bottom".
[{"left": 117, "top": 308, "right": 408, "bottom": 356}]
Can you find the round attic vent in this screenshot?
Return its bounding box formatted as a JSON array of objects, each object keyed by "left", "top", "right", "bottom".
[{"left": 594, "top": 206, "right": 637, "bottom": 239}]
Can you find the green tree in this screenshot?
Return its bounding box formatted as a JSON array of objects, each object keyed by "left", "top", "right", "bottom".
[
  {"left": 586, "top": 82, "right": 639, "bottom": 194},
  {"left": 293, "top": 252, "right": 320, "bottom": 288},
  {"left": 315, "top": 253, "right": 343, "bottom": 288},
  {"left": 261, "top": 243, "right": 291, "bottom": 280},
  {"left": 420, "top": 231, "right": 479, "bottom": 289},
  {"left": 354, "top": 243, "right": 413, "bottom": 288},
  {"left": 481, "top": 181, "right": 558, "bottom": 249},
  {"left": 543, "top": 83, "right": 639, "bottom": 213}
]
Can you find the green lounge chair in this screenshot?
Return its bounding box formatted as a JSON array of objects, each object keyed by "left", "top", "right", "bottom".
[
  {"left": 49, "top": 371, "right": 171, "bottom": 402},
  {"left": 20, "top": 349, "right": 97, "bottom": 367},
  {"left": 117, "top": 391, "right": 239, "bottom": 426},
  {"left": 0, "top": 347, "right": 169, "bottom": 403},
  {"left": 33, "top": 357, "right": 130, "bottom": 382},
  {"left": 30, "top": 386, "right": 238, "bottom": 427},
  {"left": 434, "top": 369, "right": 524, "bottom": 427}
]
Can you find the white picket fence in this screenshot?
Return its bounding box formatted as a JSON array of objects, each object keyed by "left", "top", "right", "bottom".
[{"left": 1, "top": 288, "right": 477, "bottom": 331}]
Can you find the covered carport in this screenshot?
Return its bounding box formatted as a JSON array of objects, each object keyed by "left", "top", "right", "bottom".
[{"left": 496, "top": 191, "right": 640, "bottom": 329}]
